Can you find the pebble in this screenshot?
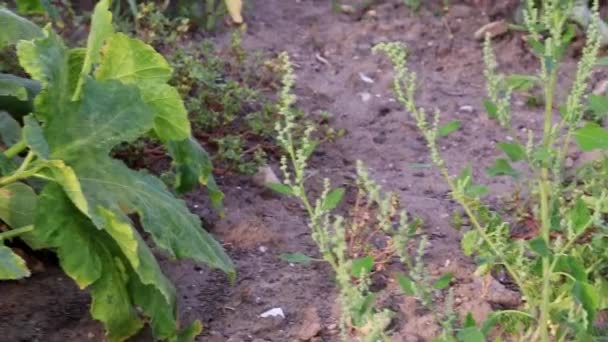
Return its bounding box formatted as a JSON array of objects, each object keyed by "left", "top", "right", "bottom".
[
  {"left": 458, "top": 105, "right": 475, "bottom": 113},
  {"left": 260, "top": 307, "right": 285, "bottom": 319},
  {"left": 360, "top": 92, "right": 372, "bottom": 102},
  {"left": 359, "top": 72, "right": 375, "bottom": 84},
  {"left": 252, "top": 165, "right": 280, "bottom": 187}
]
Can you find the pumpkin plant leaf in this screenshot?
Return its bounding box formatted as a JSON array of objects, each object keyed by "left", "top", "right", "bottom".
[{"left": 0, "top": 245, "right": 30, "bottom": 279}]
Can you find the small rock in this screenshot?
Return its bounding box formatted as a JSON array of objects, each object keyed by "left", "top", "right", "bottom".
[
  {"left": 365, "top": 9, "right": 377, "bottom": 18},
  {"left": 87, "top": 332, "right": 95, "bottom": 339},
  {"left": 359, "top": 72, "right": 375, "bottom": 84},
  {"left": 258, "top": 245, "right": 268, "bottom": 253},
  {"left": 340, "top": 4, "right": 355, "bottom": 13},
  {"left": 297, "top": 307, "right": 322, "bottom": 340},
  {"left": 252, "top": 165, "right": 280, "bottom": 187},
  {"left": 459, "top": 105, "right": 475, "bottom": 114},
  {"left": 260, "top": 307, "right": 285, "bottom": 319},
  {"left": 565, "top": 157, "right": 574, "bottom": 168},
  {"left": 474, "top": 20, "right": 509, "bottom": 40},
  {"left": 359, "top": 92, "right": 372, "bottom": 102},
  {"left": 326, "top": 323, "right": 339, "bottom": 335}
]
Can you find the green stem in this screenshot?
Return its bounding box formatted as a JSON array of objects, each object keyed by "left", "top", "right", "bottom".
[
  {"left": 3, "top": 140, "right": 27, "bottom": 159},
  {"left": 538, "top": 68, "right": 558, "bottom": 342},
  {"left": 0, "top": 225, "right": 34, "bottom": 240},
  {"left": 0, "top": 151, "right": 36, "bottom": 186}
]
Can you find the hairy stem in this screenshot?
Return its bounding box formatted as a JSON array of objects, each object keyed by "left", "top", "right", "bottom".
[{"left": 538, "top": 68, "right": 558, "bottom": 342}]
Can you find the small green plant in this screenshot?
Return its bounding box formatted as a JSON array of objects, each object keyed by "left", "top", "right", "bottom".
[
  {"left": 375, "top": 0, "right": 608, "bottom": 340},
  {"left": 403, "top": 0, "right": 421, "bottom": 12},
  {"left": 270, "top": 52, "right": 459, "bottom": 341},
  {"left": 0, "top": 2, "right": 232, "bottom": 341}
]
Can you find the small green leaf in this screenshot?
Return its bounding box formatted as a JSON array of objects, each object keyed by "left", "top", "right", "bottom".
[
  {"left": 596, "top": 56, "right": 608, "bottom": 66},
  {"left": 0, "top": 245, "right": 30, "bottom": 279},
  {"left": 556, "top": 256, "right": 587, "bottom": 282},
  {"left": 486, "top": 158, "right": 519, "bottom": 178},
  {"left": 16, "top": 0, "right": 45, "bottom": 14},
  {"left": 166, "top": 138, "right": 223, "bottom": 211},
  {"left": 23, "top": 114, "right": 49, "bottom": 159},
  {"left": 322, "top": 188, "right": 345, "bottom": 211},
  {"left": 75, "top": 0, "right": 113, "bottom": 98},
  {"left": 279, "top": 252, "right": 313, "bottom": 265},
  {"left": 572, "top": 281, "right": 599, "bottom": 323},
  {"left": 529, "top": 237, "right": 551, "bottom": 257},
  {"left": 0, "top": 111, "right": 22, "bottom": 147},
  {"left": 461, "top": 230, "right": 478, "bottom": 256},
  {"left": 569, "top": 197, "right": 591, "bottom": 234},
  {"left": 433, "top": 273, "right": 453, "bottom": 289},
  {"left": 265, "top": 182, "right": 293, "bottom": 196},
  {"left": 466, "top": 185, "right": 489, "bottom": 197},
  {"left": 0, "top": 79, "right": 28, "bottom": 100},
  {"left": 176, "top": 320, "right": 203, "bottom": 342},
  {"left": 438, "top": 120, "right": 461, "bottom": 137},
  {"left": 463, "top": 312, "right": 477, "bottom": 328},
  {"left": 350, "top": 255, "right": 374, "bottom": 278},
  {"left": 505, "top": 74, "right": 537, "bottom": 91},
  {"left": 457, "top": 327, "right": 485, "bottom": 342},
  {"left": 587, "top": 94, "right": 608, "bottom": 117},
  {"left": 497, "top": 142, "right": 526, "bottom": 162},
  {"left": 483, "top": 99, "right": 498, "bottom": 119},
  {"left": 573, "top": 123, "right": 608, "bottom": 151},
  {"left": 397, "top": 274, "right": 416, "bottom": 295}
]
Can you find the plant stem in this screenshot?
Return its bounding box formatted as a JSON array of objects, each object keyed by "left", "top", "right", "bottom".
[
  {"left": 0, "top": 152, "right": 38, "bottom": 186},
  {"left": 3, "top": 140, "right": 27, "bottom": 159},
  {"left": 0, "top": 225, "right": 34, "bottom": 241},
  {"left": 538, "top": 68, "right": 558, "bottom": 342}
]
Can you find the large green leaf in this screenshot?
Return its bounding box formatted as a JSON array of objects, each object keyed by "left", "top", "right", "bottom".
[
  {"left": 99, "top": 207, "right": 175, "bottom": 303},
  {"left": 46, "top": 79, "right": 154, "bottom": 158},
  {"left": 72, "top": 0, "right": 113, "bottom": 100},
  {"left": 95, "top": 33, "right": 190, "bottom": 141},
  {"left": 0, "top": 8, "right": 42, "bottom": 49},
  {"left": 72, "top": 157, "right": 234, "bottom": 275},
  {"left": 167, "top": 137, "right": 224, "bottom": 209},
  {"left": 0, "top": 245, "right": 29, "bottom": 279},
  {"left": 16, "top": 27, "right": 71, "bottom": 123},
  {"left": 27, "top": 184, "right": 102, "bottom": 287},
  {"left": 140, "top": 83, "right": 191, "bottom": 141},
  {"left": 90, "top": 248, "right": 143, "bottom": 342},
  {"left": 95, "top": 33, "right": 172, "bottom": 83},
  {"left": 30, "top": 184, "right": 180, "bottom": 341},
  {"left": 0, "top": 182, "right": 37, "bottom": 228}
]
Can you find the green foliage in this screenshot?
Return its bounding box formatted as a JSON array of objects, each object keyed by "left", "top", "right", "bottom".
[
  {"left": 0, "top": 3, "right": 233, "bottom": 341},
  {"left": 271, "top": 52, "right": 460, "bottom": 341},
  {"left": 375, "top": 1, "right": 608, "bottom": 340}
]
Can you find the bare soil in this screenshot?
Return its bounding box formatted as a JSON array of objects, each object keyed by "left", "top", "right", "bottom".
[{"left": 0, "top": 1, "right": 598, "bottom": 341}]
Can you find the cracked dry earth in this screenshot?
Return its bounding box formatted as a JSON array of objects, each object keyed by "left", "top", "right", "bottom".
[{"left": 0, "top": 0, "right": 597, "bottom": 341}]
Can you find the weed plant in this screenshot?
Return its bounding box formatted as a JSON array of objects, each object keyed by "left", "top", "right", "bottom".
[
  {"left": 270, "top": 52, "right": 463, "bottom": 342},
  {"left": 376, "top": 0, "right": 608, "bottom": 340}
]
